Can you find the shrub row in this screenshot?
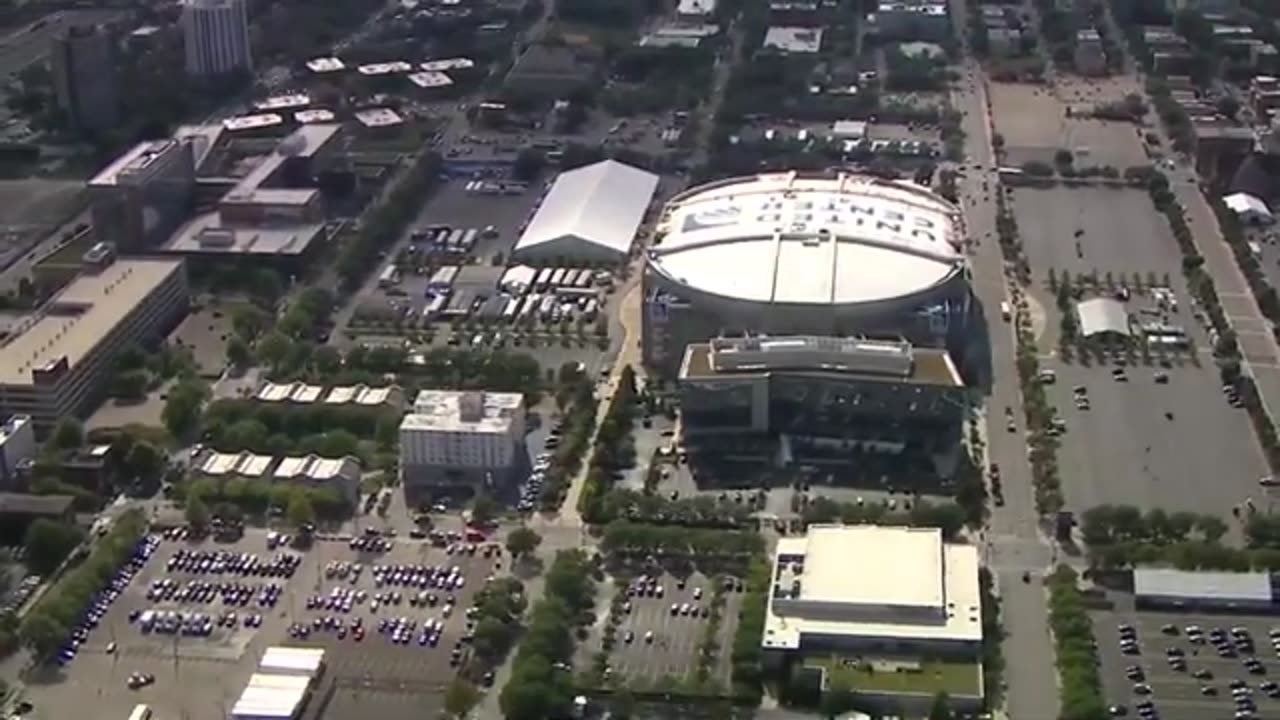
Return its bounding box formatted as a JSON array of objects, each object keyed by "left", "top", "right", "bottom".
[{"left": 1047, "top": 566, "right": 1107, "bottom": 720}]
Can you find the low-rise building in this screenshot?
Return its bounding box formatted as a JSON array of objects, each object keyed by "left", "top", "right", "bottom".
[
  {"left": 763, "top": 26, "right": 824, "bottom": 53},
  {"left": 399, "top": 390, "right": 525, "bottom": 499},
  {"left": 1074, "top": 28, "right": 1106, "bottom": 75},
  {"left": 503, "top": 44, "right": 598, "bottom": 101},
  {"left": 873, "top": 2, "right": 950, "bottom": 42},
  {"left": 253, "top": 382, "right": 404, "bottom": 410},
  {"left": 0, "top": 257, "right": 188, "bottom": 429},
  {"left": 272, "top": 455, "right": 361, "bottom": 504},
  {"left": 0, "top": 493, "right": 76, "bottom": 545},
  {"left": 764, "top": 524, "right": 984, "bottom": 714}
]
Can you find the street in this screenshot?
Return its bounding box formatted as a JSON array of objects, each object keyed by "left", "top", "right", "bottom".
[{"left": 946, "top": 7, "right": 1062, "bottom": 713}]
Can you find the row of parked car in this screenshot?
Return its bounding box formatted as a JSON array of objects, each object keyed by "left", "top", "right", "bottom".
[
  {"left": 58, "top": 535, "right": 162, "bottom": 666},
  {"left": 165, "top": 549, "right": 301, "bottom": 578},
  {"left": 144, "top": 578, "right": 282, "bottom": 607},
  {"left": 518, "top": 451, "right": 553, "bottom": 512}
]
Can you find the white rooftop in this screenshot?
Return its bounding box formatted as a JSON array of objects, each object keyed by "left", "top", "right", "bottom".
[
  {"left": 408, "top": 71, "right": 454, "bottom": 88},
  {"left": 420, "top": 57, "right": 475, "bottom": 71},
  {"left": 254, "top": 93, "right": 311, "bottom": 111},
  {"left": 677, "top": 0, "right": 716, "bottom": 14},
  {"left": 357, "top": 61, "right": 412, "bottom": 75},
  {"left": 306, "top": 57, "right": 345, "bottom": 73},
  {"left": 764, "top": 26, "right": 824, "bottom": 53},
  {"left": 763, "top": 525, "right": 983, "bottom": 650},
  {"left": 514, "top": 160, "right": 659, "bottom": 259},
  {"left": 355, "top": 108, "right": 404, "bottom": 127},
  {"left": 256, "top": 381, "right": 325, "bottom": 403},
  {"left": 199, "top": 451, "right": 274, "bottom": 478},
  {"left": 649, "top": 172, "right": 963, "bottom": 307},
  {"left": 88, "top": 140, "right": 183, "bottom": 187},
  {"left": 258, "top": 646, "right": 325, "bottom": 676},
  {"left": 273, "top": 455, "right": 360, "bottom": 482},
  {"left": 295, "top": 109, "right": 336, "bottom": 124},
  {"left": 1226, "top": 192, "right": 1272, "bottom": 218},
  {"left": 223, "top": 113, "right": 284, "bottom": 131},
  {"left": 401, "top": 390, "right": 523, "bottom": 434}
]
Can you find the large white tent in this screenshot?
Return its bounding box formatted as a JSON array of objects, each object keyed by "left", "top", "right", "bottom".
[
  {"left": 1225, "top": 192, "right": 1274, "bottom": 225},
  {"left": 513, "top": 159, "right": 659, "bottom": 264}
]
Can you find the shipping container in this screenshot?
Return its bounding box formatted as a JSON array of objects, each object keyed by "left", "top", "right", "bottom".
[
  {"left": 378, "top": 265, "right": 400, "bottom": 288},
  {"left": 538, "top": 295, "right": 557, "bottom": 318},
  {"left": 549, "top": 268, "right": 567, "bottom": 287},
  {"left": 502, "top": 296, "right": 521, "bottom": 319},
  {"left": 460, "top": 228, "right": 478, "bottom": 250},
  {"left": 428, "top": 265, "right": 459, "bottom": 289},
  {"left": 583, "top": 299, "right": 599, "bottom": 319},
  {"left": 424, "top": 293, "right": 449, "bottom": 318},
  {"left": 534, "top": 268, "right": 553, "bottom": 290},
  {"left": 445, "top": 229, "right": 465, "bottom": 249},
  {"left": 518, "top": 293, "right": 540, "bottom": 319}
]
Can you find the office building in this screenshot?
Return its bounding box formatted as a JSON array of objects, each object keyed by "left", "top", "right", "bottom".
[
  {"left": 503, "top": 44, "right": 598, "bottom": 100},
  {"left": 0, "top": 416, "right": 35, "bottom": 489},
  {"left": 873, "top": 1, "right": 951, "bottom": 42},
  {"left": 88, "top": 139, "right": 196, "bottom": 251},
  {"left": 643, "top": 172, "right": 970, "bottom": 376},
  {"left": 163, "top": 124, "right": 341, "bottom": 261},
  {"left": 1074, "top": 28, "right": 1106, "bottom": 75},
  {"left": 50, "top": 25, "right": 119, "bottom": 133},
  {"left": 0, "top": 257, "right": 189, "bottom": 429},
  {"left": 764, "top": 525, "right": 984, "bottom": 713},
  {"left": 679, "top": 336, "right": 967, "bottom": 477},
  {"left": 399, "top": 390, "right": 525, "bottom": 498},
  {"left": 182, "top": 0, "right": 252, "bottom": 77}
]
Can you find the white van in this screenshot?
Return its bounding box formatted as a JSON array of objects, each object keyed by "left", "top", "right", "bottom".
[
  {"left": 1000, "top": 301, "right": 1012, "bottom": 321},
  {"left": 129, "top": 705, "right": 153, "bottom": 720}
]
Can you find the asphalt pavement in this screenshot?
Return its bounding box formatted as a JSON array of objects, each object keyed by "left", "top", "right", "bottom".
[{"left": 948, "top": 16, "right": 1062, "bottom": 716}]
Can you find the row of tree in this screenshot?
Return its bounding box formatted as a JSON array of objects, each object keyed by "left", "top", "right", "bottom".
[
  {"left": 1047, "top": 566, "right": 1108, "bottom": 720},
  {"left": 599, "top": 522, "right": 763, "bottom": 560},
  {"left": 996, "top": 193, "right": 1066, "bottom": 515},
  {"left": 498, "top": 550, "right": 596, "bottom": 720},
  {"left": 578, "top": 365, "right": 638, "bottom": 522},
  {"left": 1145, "top": 173, "right": 1280, "bottom": 474},
  {"left": 337, "top": 151, "right": 442, "bottom": 290},
  {"left": 20, "top": 510, "right": 148, "bottom": 660},
  {"left": 182, "top": 476, "right": 346, "bottom": 526},
  {"left": 538, "top": 364, "right": 598, "bottom": 510}
]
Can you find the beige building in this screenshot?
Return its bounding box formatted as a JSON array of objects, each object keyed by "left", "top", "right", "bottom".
[
  {"left": 399, "top": 390, "right": 525, "bottom": 498},
  {"left": 0, "top": 256, "right": 189, "bottom": 428}
]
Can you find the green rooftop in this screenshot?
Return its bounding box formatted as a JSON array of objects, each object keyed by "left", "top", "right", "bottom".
[{"left": 807, "top": 655, "right": 983, "bottom": 697}]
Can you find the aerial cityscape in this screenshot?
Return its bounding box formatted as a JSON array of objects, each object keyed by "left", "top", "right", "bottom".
[{"left": 0, "top": 0, "right": 1277, "bottom": 718}]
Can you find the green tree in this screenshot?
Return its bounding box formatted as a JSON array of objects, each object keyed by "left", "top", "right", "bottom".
[
  {"left": 472, "top": 616, "right": 514, "bottom": 659},
  {"left": 186, "top": 494, "right": 211, "bottom": 528},
  {"left": 226, "top": 335, "right": 252, "bottom": 369},
  {"left": 287, "top": 492, "right": 316, "bottom": 528},
  {"left": 472, "top": 493, "right": 499, "bottom": 525},
  {"left": 929, "top": 690, "right": 954, "bottom": 720},
  {"left": 163, "top": 379, "right": 208, "bottom": 438},
  {"left": 18, "top": 612, "right": 66, "bottom": 658},
  {"left": 23, "top": 519, "right": 85, "bottom": 575},
  {"left": 50, "top": 418, "right": 84, "bottom": 450},
  {"left": 312, "top": 345, "right": 342, "bottom": 376},
  {"left": 443, "top": 679, "right": 481, "bottom": 718},
  {"left": 505, "top": 526, "right": 542, "bottom": 558},
  {"left": 255, "top": 331, "right": 294, "bottom": 368},
  {"left": 110, "top": 368, "right": 150, "bottom": 400},
  {"left": 125, "top": 441, "right": 165, "bottom": 484}
]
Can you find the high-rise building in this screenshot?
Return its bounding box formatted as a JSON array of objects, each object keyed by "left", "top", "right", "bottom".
[
  {"left": 88, "top": 139, "right": 196, "bottom": 251},
  {"left": 0, "top": 416, "right": 35, "bottom": 489},
  {"left": 182, "top": 0, "right": 252, "bottom": 78},
  {"left": 50, "top": 25, "right": 119, "bottom": 133}
]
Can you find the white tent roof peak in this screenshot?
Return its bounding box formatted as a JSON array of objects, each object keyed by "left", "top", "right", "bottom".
[{"left": 514, "top": 159, "right": 659, "bottom": 260}]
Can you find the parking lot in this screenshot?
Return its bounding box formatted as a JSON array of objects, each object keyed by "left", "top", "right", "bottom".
[
  {"left": 1011, "top": 187, "right": 1182, "bottom": 280},
  {"left": 21, "top": 528, "right": 505, "bottom": 720},
  {"left": 1095, "top": 604, "right": 1280, "bottom": 720},
  {"left": 580, "top": 572, "right": 743, "bottom": 690}
]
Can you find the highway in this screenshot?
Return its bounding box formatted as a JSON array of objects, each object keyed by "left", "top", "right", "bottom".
[{"left": 947, "top": 0, "right": 1062, "bottom": 714}]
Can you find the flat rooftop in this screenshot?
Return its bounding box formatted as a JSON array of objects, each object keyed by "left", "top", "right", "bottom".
[
  {"left": 680, "top": 340, "right": 962, "bottom": 387},
  {"left": 790, "top": 525, "right": 945, "bottom": 610},
  {"left": 401, "top": 390, "right": 522, "bottom": 434},
  {"left": 165, "top": 213, "right": 325, "bottom": 256},
  {"left": 0, "top": 259, "right": 183, "bottom": 386},
  {"left": 764, "top": 525, "right": 982, "bottom": 650},
  {"left": 88, "top": 140, "right": 182, "bottom": 187}
]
